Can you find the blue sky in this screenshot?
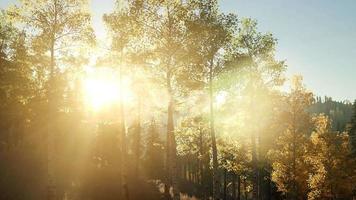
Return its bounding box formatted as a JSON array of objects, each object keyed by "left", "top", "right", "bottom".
[
  {"left": 221, "top": 0, "right": 356, "bottom": 101},
  {"left": 1, "top": 0, "right": 355, "bottom": 101}
]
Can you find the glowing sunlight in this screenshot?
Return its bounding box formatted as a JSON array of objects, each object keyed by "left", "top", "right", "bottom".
[{"left": 82, "top": 67, "right": 132, "bottom": 111}]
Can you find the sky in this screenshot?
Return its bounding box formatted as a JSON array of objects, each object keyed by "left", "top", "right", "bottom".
[{"left": 1, "top": 0, "right": 355, "bottom": 101}]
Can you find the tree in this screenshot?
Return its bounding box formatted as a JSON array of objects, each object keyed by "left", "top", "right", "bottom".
[
  {"left": 137, "top": 1, "right": 206, "bottom": 198},
  {"left": 185, "top": 1, "right": 237, "bottom": 198},
  {"left": 309, "top": 96, "right": 353, "bottom": 132},
  {"left": 306, "top": 114, "right": 354, "bottom": 199},
  {"left": 0, "top": 11, "right": 33, "bottom": 148},
  {"left": 176, "top": 115, "right": 211, "bottom": 197},
  {"left": 268, "top": 76, "right": 313, "bottom": 200},
  {"left": 103, "top": 1, "right": 144, "bottom": 198},
  {"left": 348, "top": 100, "right": 356, "bottom": 198},
  {"left": 144, "top": 119, "right": 165, "bottom": 180},
  {"left": 223, "top": 18, "right": 285, "bottom": 199},
  {"left": 348, "top": 100, "right": 356, "bottom": 157},
  {"left": 218, "top": 137, "right": 250, "bottom": 200},
  {"left": 0, "top": 9, "right": 47, "bottom": 199},
  {"left": 12, "top": 0, "right": 94, "bottom": 199}
]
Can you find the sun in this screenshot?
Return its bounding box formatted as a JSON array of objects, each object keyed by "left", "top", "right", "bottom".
[{"left": 82, "top": 67, "right": 131, "bottom": 111}]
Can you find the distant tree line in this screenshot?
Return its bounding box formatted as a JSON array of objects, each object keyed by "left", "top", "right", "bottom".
[{"left": 309, "top": 96, "right": 353, "bottom": 131}]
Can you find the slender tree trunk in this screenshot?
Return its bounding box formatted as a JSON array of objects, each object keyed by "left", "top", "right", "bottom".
[
  {"left": 163, "top": 4, "right": 181, "bottom": 198},
  {"left": 134, "top": 95, "right": 141, "bottom": 177},
  {"left": 243, "top": 178, "right": 247, "bottom": 200},
  {"left": 237, "top": 175, "right": 241, "bottom": 200},
  {"left": 119, "top": 57, "right": 129, "bottom": 200},
  {"left": 266, "top": 171, "right": 271, "bottom": 200},
  {"left": 191, "top": 158, "right": 194, "bottom": 182},
  {"left": 183, "top": 162, "right": 186, "bottom": 180},
  {"left": 289, "top": 105, "right": 304, "bottom": 200},
  {"left": 223, "top": 169, "right": 227, "bottom": 200},
  {"left": 232, "top": 173, "right": 236, "bottom": 200},
  {"left": 257, "top": 131, "right": 263, "bottom": 200},
  {"left": 209, "top": 59, "right": 220, "bottom": 200},
  {"left": 165, "top": 74, "right": 172, "bottom": 200},
  {"left": 199, "top": 127, "right": 204, "bottom": 186},
  {"left": 47, "top": 38, "right": 56, "bottom": 200},
  {"left": 195, "top": 161, "right": 198, "bottom": 183},
  {"left": 188, "top": 157, "right": 191, "bottom": 182},
  {"left": 165, "top": 69, "right": 179, "bottom": 200},
  {"left": 47, "top": 10, "right": 57, "bottom": 198},
  {"left": 251, "top": 133, "right": 258, "bottom": 200},
  {"left": 250, "top": 93, "right": 258, "bottom": 200},
  {"left": 291, "top": 114, "right": 297, "bottom": 200}
]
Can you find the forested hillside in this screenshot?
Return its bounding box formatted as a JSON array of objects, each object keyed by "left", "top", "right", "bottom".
[
  {"left": 0, "top": 1, "right": 355, "bottom": 200},
  {"left": 309, "top": 96, "right": 353, "bottom": 131}
]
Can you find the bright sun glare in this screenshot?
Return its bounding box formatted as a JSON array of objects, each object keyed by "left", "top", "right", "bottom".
[{"left": 83, "top": 67, "right": 131, "bottom": 111}]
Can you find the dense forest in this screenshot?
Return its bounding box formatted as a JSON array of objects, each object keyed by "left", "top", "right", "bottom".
[
  {"left": 0, "top": 0, "right": 355, "bottom": 200},
  {"left": 309, "top": 97, "right": 353, "bottom": 131}
]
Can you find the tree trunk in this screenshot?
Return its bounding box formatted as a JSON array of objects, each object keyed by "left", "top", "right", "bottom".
[
  {"left": 232, "top": 173, "right": 236, "bottom": 200},
  {"left": 199, "top": 127, "right": 204, "bottom": 186},
  {"left": 251, "top": 133, "right": 258, "bottom": 200},
  {"left": 47, "top": 24, "right": 56, "bottom": 200},
  {"left": 237, "top": 175, "right": 241, "bottom": 200},
  {"left": 243, "top": 178, "right": 247, "bottom": 200},
  {"left": 134, "top": 95, "right": 141, "bottom": 177},
  {"left": 188, "top": 157, "right": 192, "bottom": 182},
  {"left": 292, "top": 152, "right": 297, "bottom": 200},
  {"left": 257, "top": 132, "right": 263, "bottom": 200},
  {"left": 119, "top": 57, "right": 129, "bottom": 200},
  {"left": 183, "top": 162, "right": 187, "bottom": 180},
  {"left": 209, "top": 59, "right": 220, "bottom": 200},
  {"left": 266, "top": 171, "right": 271, "bottom": 200},
  {"left": 291, "top": 116, "right": 297, "bottom": 200},
  {"left": 166, "top": 69, "right": 179, "bottom": 200},
  {"left": 223, "top": 169, "right": 227, "bottom": 200}
]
